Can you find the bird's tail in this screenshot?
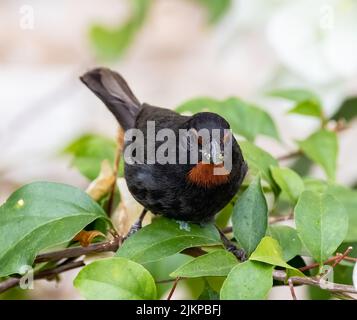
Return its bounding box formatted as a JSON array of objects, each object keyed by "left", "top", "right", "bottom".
[{"left": 80, "top": 68, "right": 142, "bottom": 130}]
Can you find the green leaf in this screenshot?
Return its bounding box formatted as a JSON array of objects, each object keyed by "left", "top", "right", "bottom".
[
  {"left": 290, "top": 155, "right": 313, "bottom": 177},
  {"left": 232, "top": 177, "right": 268, "bottom": 256},
  {"left": 89, "top": 0, "right": 150, "bottom": 60},
  {"left": 239, "top": 141, "right": 279, "bottom": 192},
  {"left": 298, "top": 129, "right": 338, "bottom": 181},
  {"left": 269, "top": 89, "right": 323, "bottom": 119},
  {"left": 250, "top": 236, "right": 296, "bottom": 270},
  {"left": 74, "top": 257, "right": 156, "bottom": 300},
  {"left": 176, "top": 97, "right": 279, "bottom": 142},
  {"left": 0, "top": 182, "right": 108, "bottom": 277},
  {"left": 295, "top": 191, "right": 349, "bottom": 264},
  {"left": 170, "top": 249, "right": 238, "bottom": 278},
  {"left": 116, "top": 217, "right": 221, "bottom": 264},
  {"left": 215, "top": 200, "right": 234, "bottom": 229},
  {"left": 220, "top": 261, "right": 273, "bottom": 300},
  {"left": 194, "top": 0, "right": 231, "bottom": 24},
  {"left": 331, "top": 96, "right": 357, "bottom": 122},
  {"left": 304, "top": 181, "right": 357, "bottom": 242},
  {"left": 269, "top": 226, "right": 302, "bottom": 261},
  {"left": 198, "top": 283, "right": 220, "bottom": 300},
  {"left": 288, "top": 100, "right": 323, "bottom": 118},
  {"left": 144, "top": 254, "right": 192, "bottom": 299},
  {"left": 271, "top": 167, "right": 304, "bottom": 204},
  {"left": 269, "top": 89, "right": 319, "bottom": 103},
  {"left": 326, "top": 185, "right": 357, "bottom": 242},
  {"left": 63, "top": 134, "right": 116, "bottom": 180}
]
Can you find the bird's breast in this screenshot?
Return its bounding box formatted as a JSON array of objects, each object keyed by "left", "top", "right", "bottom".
[{"left": 187, "top": 162, "right": 230, "bottom": 188}]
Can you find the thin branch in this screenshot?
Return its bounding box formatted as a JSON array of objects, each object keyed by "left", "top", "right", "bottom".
[
  {"left": 269, "top": 213, "right": 294, "bottom": 224},
  {"left": 156, "top": 279, "right": 177, "bottom": 284},
  {"left": 277, "top": 151, "right": 301, "bottom": 162},
  {"left": 107, "top": 127, "right": 124, "bottom": 216},
  {"left": 288, "top": 278, "right": 297, "bottom": 300},
  {"left": 332, "top": 246, "right": 353, "bottom": 267},
  {"left": 342, "top": 256, "right": 357, "bottom": 263},
  {"left": 35, "top": 237, "right": 121, "bottom": 263},
  {"left": 299, "top": 256, "right": 339, "bottom": 272},
  {"left": 0, "top": 260, "right": 84, "bottom": 294},
  {"left": 1, "top": 234, "right": 357, "bottom": 297},
  {"left": 167, "top": 277, "right": 180, "bottom": 300},
  {"left": 299, "top": 248, "right": 355, "bottom": 272},
  {"left": 273, "top": 270, "right": 357, "bottom": 294},
  {"left": 0, "top": 277, "right": 20, "bottom": 294}
]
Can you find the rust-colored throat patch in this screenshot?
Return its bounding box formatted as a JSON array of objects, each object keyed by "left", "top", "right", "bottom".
[{"left": 187, "top": 162, "right": 230, "bottom": 188}]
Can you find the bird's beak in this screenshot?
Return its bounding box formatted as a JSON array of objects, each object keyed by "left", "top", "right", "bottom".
[{"left": 210, "top": 140, "right": 224, "bottom": 165}]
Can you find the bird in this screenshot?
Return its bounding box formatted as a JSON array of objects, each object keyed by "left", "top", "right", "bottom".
[{"left": 80, "top": 68, "right": 248, "bottom": 244}]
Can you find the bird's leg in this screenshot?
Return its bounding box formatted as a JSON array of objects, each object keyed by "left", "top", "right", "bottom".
[
  {"left": 125, "top": 209, "right": 148, "bottom": 239},
  {"left": 216, "top": 226, "right": 247, "bottom": 261}
]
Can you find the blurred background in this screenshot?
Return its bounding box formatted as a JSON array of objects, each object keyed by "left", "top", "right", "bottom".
[{"left": 0, "top": 0, "right": 357, "bottom": 299}]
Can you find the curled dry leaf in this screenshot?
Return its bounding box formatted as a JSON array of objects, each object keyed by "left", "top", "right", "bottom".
[
  {"left": 112, "top": 178, "right": 149, "bottom": 236},
  {"left": 74, "top": 230, "right": 105, "bottom": 247},
  {"left": 86, "top": 159, "right": 116, "bottom": 201}
]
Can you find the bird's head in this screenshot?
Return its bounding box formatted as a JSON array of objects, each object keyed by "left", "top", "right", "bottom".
[
  {"left": 186, "top": 112, "right": 232, "bottom": 165},
  {"left": 183, "top": 112, "right": 235, "bottom": 188}
]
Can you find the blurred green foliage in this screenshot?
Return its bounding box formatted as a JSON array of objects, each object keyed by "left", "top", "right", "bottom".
[{"left": 89, "top": 0, "right": 231, "bottom": 61}]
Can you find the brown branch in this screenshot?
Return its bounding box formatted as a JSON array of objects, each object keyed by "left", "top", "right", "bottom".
[
  {"left": 288, "top": 278, "right": 297, "bottom": 300},
  {"left": 35, "top": 237, "right": 121, "bottom": 263},
  {"left": 277, "top": 151, "right": 301, "bottom": 162},
  {"left": 107, "top": 127, "right": 124, "bottom": 216},
  {"left": 167, "top": 277, "right": 180, "bottom": 300},
  {"left": 1, "top": 234, "right": 356, "bottom": 297},
  {"left": 332, "top": 246, "right": 353, "bottom": 267},
  {"left": 299, "top": 247, "right": 355, "bottom": 272},
  {"left": 0, "top": 260, "right": 84, "bottom": 294},
  {"left": 273, "top": 270, "right": 357, "bottom": 294}
]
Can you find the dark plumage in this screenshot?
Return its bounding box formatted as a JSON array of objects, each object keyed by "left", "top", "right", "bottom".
[{"left": 81, "top": 68, "right": 247, "bottom": 223}]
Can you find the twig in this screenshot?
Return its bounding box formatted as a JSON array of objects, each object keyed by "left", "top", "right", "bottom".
[
  {"left": 288, "top": 278, "right": 297, "bottom": 300},
  {"left": 332, "top": 246, "right": 353, "bottom": 267},
  {"left": 269, "top": 213, "right": 294, "bottom": 224},
  {"left": 35, "top": 237, "right": 121, "bottom": 263},
  {"left": 0, "top": 260, "right": 84, "bottom": 294},
  {"left": 107, "top": 127, "right": 124, "bottom": 216},
  {"left": 156, "top": 278, "right": 186, "bottom": 284},
  {"left": 1, "top": 235, "right": 357, "bottom": 297},
  {"left": 273, "top": 270, "right": 357, "bottom": 294},
  {"left": 277, "top": 151, "right": 301, "bottom": 162},
  {"left": 167, "top": 277, "right": 180, "bottom": 300},
  {"left": 299, "top": 248, "right": 355, "bottom": 272},
  {"left": 342, "top": 256, "right": 357, "bottom": 263}
]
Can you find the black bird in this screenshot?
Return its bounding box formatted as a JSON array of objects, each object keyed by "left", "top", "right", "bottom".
[{"left": 80, "top": 68, "right": 247, "bottom": 238}]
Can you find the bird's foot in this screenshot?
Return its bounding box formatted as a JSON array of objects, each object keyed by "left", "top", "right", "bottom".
[
  {"left": 124, "top": 221, "right": 142, "bottom": 239},
  {"left": 124, "top": 208, "right": 148, "bottom": 240},
  {"left": 227, "top": 245, "right": 247, "bottom": 261}
]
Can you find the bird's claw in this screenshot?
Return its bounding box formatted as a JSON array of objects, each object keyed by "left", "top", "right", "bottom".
[
  {"left": 228, "top": 245, "right": 247, "bottom": 261},
  {"left": 124, "top": 221, "right": 142, "bottom": 240}
]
